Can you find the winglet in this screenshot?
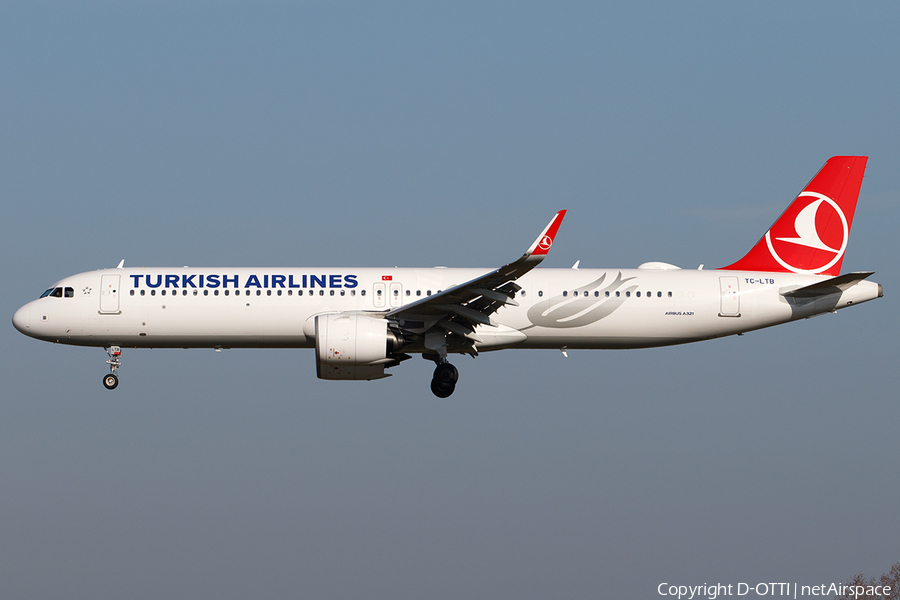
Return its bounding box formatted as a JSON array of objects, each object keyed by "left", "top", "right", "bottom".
[{"left": 524, "top": 210, "right": 567, "bottom": 259}]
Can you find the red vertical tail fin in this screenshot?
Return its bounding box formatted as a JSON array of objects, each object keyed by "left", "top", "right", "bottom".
[{"left": 721, "top": 156, "right": 868, "bottom": 276}]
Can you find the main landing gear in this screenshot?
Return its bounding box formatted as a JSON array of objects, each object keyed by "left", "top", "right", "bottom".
[
  {"left": 103, "top": 346, "right": 121, "bottom": 390},
  {"left": 431, "top": 362, "right": 458, "bottom": 398}
]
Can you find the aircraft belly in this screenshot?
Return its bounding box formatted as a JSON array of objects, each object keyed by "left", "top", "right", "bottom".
[
  {"left": 143, "top": 302, "right": 310, "bottom": 347},
  {"left": 509, "top": 286, "right": 796, "bottom": 350}
]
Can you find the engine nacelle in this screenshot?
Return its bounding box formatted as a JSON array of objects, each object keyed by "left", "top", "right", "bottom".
[{"left": 315, "top": 312, "right": 401, "bottom": 380}]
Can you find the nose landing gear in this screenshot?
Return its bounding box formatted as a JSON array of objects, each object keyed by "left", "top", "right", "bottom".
[
  {"left": 103, "top": 346, "right": 121, "bottom": 390},
  {"left": 431, "top": 362, "right": 458, "bottom": 398}
]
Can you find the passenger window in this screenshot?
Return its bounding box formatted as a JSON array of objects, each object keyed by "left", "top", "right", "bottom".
[
  {"left": 214, "top": 290, "right": 219, "bottom": 296},
  {"left": 636, "top": 291, "right": 640, "bottom": 297},
  {"left": 626, "top": 291, "right": 631, "bottom": 297},
  {"left": 605, "top": 291, "right": 610, "bottom": 297},
  {"left": 563, "top": 291, "right": 568, "bottom": 297},
  {"left": 141, "top": 290, "right": 146, "bottom": 296},
  {"left": 340, "top": 290, "right": 345, "bottom": 296},
  {"left": 278, "top": 290, "right": 283, "bottom": 296},
  {"left": 183, "top": 290, "right": 188, "bottom": 296},
  {"left": 162, "top": 290, "right": 167, "bottom": 296},
  {"left": 193, "top": 290, "right": 198, "bottom": 296},
  {"left": 520, "top": 291, "right": 526, "bottom": 297},
  {"left": 668, "top": 291, "right": 673, "bottom": 297},
  {"left": 204, "top": 290, "right": 208, "bottom": 296},
  {"left": 151, "top": 290, "right": 156, "bottom": 296},
  {"left": 319, "top": 290, "right": 324, "bottom": 296},
  {"left": 328, "top": 290, "right": 332, "bottom": 296},
  {"left": 224, "top": 290, "right": 229, "bottom": 296},
  {"left": 297, "top": 290, "right": 302, "bottom": 296},
  {"left": 267, "top": 290, "right": 271, "bottom": 296},
  {"left": 583, "top": 291, "right": 588, "bottom": 297},
  {"left": 427, "top": 290, "right": 431, "bottom": 296},
  {"left": 361, "top": 290, "right": 366, "bottom": 296},
  {"left": 416, "top": 290, "right": 421, "bottom": 296},
  {"left": 130, "top": 290, "right": 135, "bottom": 296},
  {"left": 538, "top": 291, "right": 543, "bottom": 297},
  {"left": 377, "top": 290, "right": 382, "bottom": 296},
  {"left": 615, "top": 291, "right": 620, "bottom": 297}
]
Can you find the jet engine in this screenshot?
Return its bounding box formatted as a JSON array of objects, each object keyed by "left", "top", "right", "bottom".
[{"left": 315, "top": 312, "right": 405, "bottom": 380}]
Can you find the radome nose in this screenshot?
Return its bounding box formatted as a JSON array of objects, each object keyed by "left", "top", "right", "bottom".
[{"left": 12, "top": 304, "right": 31, "bottom": 334}]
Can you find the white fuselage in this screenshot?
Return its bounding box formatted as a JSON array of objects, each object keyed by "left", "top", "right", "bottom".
[{"left": 12, "top": 266, "right": 882, "bottom": 352}]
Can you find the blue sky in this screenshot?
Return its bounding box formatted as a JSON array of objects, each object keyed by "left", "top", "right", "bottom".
[{"left": 2, "top": 3, "right": 898, "bottom": 599}]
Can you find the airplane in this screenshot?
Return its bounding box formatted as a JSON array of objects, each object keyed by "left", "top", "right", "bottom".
[{"left": 12, "top": 156, "right": 883, "bottom": 397}]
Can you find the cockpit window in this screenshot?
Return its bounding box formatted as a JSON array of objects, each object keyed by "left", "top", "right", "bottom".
[{"left": 41, "top": 287, "right": 74, "bottom": 298}]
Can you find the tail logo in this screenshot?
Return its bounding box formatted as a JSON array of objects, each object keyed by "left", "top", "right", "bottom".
[{"left": 764, "top": 192, "right": 848, "bottom": 274}]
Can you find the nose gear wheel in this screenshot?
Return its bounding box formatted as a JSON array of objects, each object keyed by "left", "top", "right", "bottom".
[
  {"left": 103, "top": 346, "right": 122, "bottom": 390},
  {"left": 103, "top": 373, "right": 119, "bottom": 390}
]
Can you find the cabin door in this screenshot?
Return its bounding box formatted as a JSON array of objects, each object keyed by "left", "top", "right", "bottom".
[
  {"left": 718, "top": 276, "right": 740, "bottom": 317},
  {"left": 99, "top": 275, "right": 121, "bottom": 314}
]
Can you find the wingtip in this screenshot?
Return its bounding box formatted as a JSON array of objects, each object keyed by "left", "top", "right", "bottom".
[{"left": 527, "top": 210, "right": 567, "bottom": 257}]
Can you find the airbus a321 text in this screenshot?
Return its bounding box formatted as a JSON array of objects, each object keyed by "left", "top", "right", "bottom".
[{"left": 13, "top": 156, "right": 882, "bottom": 397}]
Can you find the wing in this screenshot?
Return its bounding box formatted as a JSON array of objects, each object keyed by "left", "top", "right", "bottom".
[{"left": 386, "top": 210, "right": 566, "bottom": 354}]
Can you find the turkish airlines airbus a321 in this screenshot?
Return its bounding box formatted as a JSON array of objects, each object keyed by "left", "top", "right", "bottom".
[{"left": 13, "top": 156, "right": 882, "bottom": 397}]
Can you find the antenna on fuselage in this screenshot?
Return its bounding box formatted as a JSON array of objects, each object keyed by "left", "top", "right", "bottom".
[{"left": 116, "top": 259, "right": 125, "bottom": 269}]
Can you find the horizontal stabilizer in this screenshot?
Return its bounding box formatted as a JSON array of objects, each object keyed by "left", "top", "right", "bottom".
[{"left": 781, "top": 271, "right": 875, "bottom": 298}]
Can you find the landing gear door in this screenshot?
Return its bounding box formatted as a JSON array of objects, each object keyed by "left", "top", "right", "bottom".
[
  {"left": 100, "top": 275, "right": 121, "bottom": 314},
  {"left": 718, "top": 276, "right": 740, "bottom": 317}
]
